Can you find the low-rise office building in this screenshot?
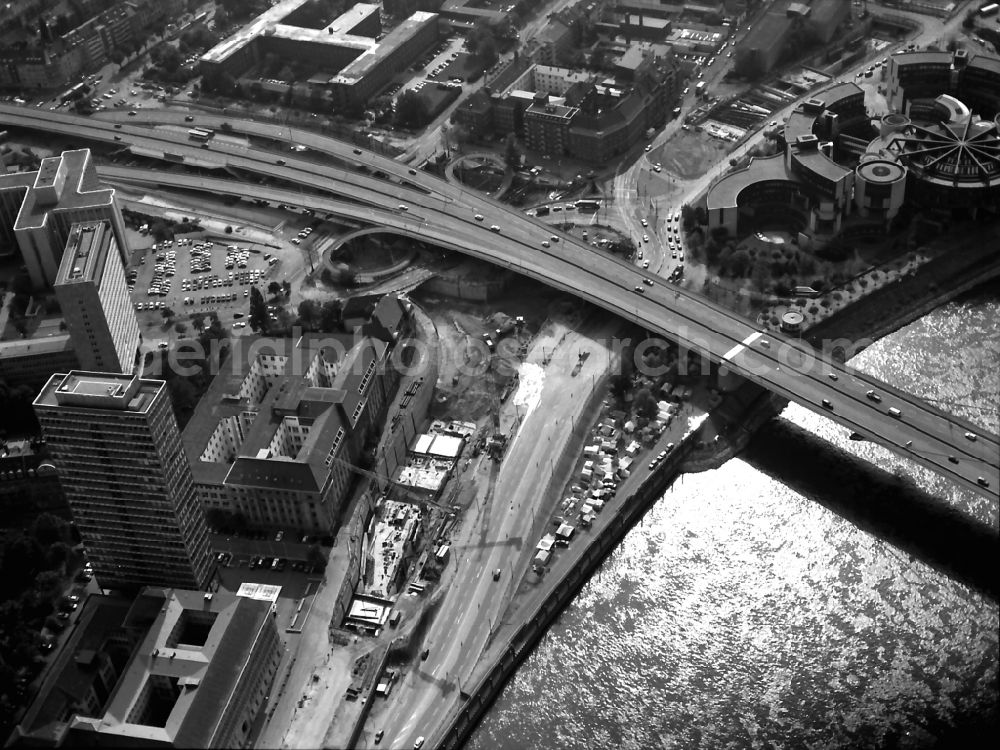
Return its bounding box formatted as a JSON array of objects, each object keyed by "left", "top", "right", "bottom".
[
  {"left": 7, "top": 588, "right": 281, "bottom": 749},
  {"left": 200, "top": 0, "right": 439, "bottom": 111},
  {"left": 706, "top": 53, "right": 1000, "bottom": 239}
]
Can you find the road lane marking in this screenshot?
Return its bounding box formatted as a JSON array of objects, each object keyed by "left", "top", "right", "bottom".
[{"left": 723, "top": 332, "right": 762, "bottom": 361}]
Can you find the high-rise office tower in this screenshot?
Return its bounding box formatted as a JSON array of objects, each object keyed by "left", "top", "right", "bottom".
[
  {"left": 34, "top": 371, "right": 217, "bottom": 592},
  {"left": 0, "top": 149, "right": 129, "bottom": 289},
  {"left": 54, "top": 220, "right": 141, "bottom": 374}
]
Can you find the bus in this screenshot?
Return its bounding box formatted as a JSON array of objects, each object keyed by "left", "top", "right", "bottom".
[
  {"left": 695, "top": 81, "right": 707, "bottom": 96},
  {"left": 575, "top": 199, "right": 600, "bottom": 212},
  {"left": 61, "top": 82, "right": 91, "bottom": 103},
  {"left": 187, "top": 128, "right": 214, "bottom": 141},
  {"left": 979, "top": 3, "right": 999, "bottom": 16}
]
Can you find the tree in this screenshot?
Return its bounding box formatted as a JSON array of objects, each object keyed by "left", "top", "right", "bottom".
[
  {"left": 503, "top": 133, "right": 520, "bottom": 169},
  {"left": 751, "top": 260, "right": 770, "bottom": 292},
  {"left": 12, "top": 269, "right": 33, "bottom": 297},
  {"left": 108, "top": 48, "right": 125, "bottom": 65},
  {"left": 634, "top": 387, "right": 658, "bottom": 419},
  {"left": 297, "top": 299, "right": 321, "bottom": 326},
  {"left": 30, "top": 513, "right": 68, "bottom": 547},
  {"left": 44, "top": 542, "right": 70, "bottom": 571},
  {"left": 282, "top": 280, "right": 292, "bottom": 297},
  {"left": 174, "top": 322, "right": 187, "bottom": 335},
  {"left": 395, "top": 91, "right": 430, "bottom": 129},
  {"left": 609, "top": 373, "right": 632, "bottom": 402},
  {"left": 161, "top": 307, "right": 175, "bottom": 320},
  {"left": 318, "top": 299, "right": 342, "bottom": 332},
  {"left": 249, "top": 286, "right": 268, "bottom": 332},
  {"left": 191, "top": 313, "right": 206, "bottom": 332},
  {"left": 34, "top": 570, "right": 62, "bottom": 598},
  {"left": 267, "top": 281, "right": 282, "bottom": 297},
  {"left": 306, "top": 544, "right": 326, "bottom": 571},
  {"left": 727, "top": 249, "right": 751, "bottom": 277}
]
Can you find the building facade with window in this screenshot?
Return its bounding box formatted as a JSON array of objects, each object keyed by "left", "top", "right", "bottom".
[
  {"left": 182, "top": 329, "right": 402, "bottom": 535},
  {"left": 1, "top": 149, "right": 130, "bottom": 290},
  {"left": 53, "top": 220, "right": 141, "bottom": 375},
  {"left": 33, "top": 372, "right": 217, "bottom": 592}
]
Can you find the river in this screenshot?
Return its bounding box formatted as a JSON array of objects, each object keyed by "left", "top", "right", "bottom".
[{"left": 468, "top": 285, "right": 999, "bottom": 749}]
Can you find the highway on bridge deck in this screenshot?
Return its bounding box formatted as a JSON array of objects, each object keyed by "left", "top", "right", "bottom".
[{"left": 2, "top": 103, "right": 997, "bottom": 498}]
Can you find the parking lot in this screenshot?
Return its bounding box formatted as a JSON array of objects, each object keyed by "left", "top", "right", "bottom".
[{"left": 128, "top": 234, "right": 278, "bottom": 324}]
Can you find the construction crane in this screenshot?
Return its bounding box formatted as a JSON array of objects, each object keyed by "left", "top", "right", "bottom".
[{"left": 327, "top": 453, "right": 452, "bottom": 512}]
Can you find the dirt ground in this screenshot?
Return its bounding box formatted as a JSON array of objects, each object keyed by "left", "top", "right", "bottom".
[
  {"left": 414, "top": 284, "right": 590, "bottom": 424},
  {"left": 655, "top": 131, "right": 725, "bottom": 179}
]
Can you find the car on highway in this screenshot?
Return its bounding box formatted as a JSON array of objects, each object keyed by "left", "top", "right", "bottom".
[
  {"left": 978, "top": 477, "right": 991, "bottom": 488},
  {"left": 184, "top": 115, "right": 194, "bottom": 122},
  {"left": 641, "top": 219, "right": 648, "bottom": 227},
  {"left": 541, "top": 240, "right": 550, "bottom": 247},
  {"left": 490, "top": 225, "right": 501, "bottom": 232},
  {"left": 643, "top": 260, "right": 650, "bottom": 268},
  {"left": 474, "top": 214, "right": 484, "bottom": 221},
  {"left": 828, "top": 373, "right": 838, "bottom": 381},
  {"left": 398, "top": 204, "right": 408, "bottom": 211},
  {"left": 642, "top": 234, "right": 649, "bottom": 242},
  {"left": 822, "top": 399, "right": 833, "bottom": 410},
  {"left": 493, "top": 568, "right": 501, "bottom": 581},
  {"left": 643, "top": 278, "right": 653, "bottom": 286},
  {"left": 374, "top": 730, "right": 384, "bottom": 744},
  {"left": 634, "top": 286, "right": 645, "bottom": 294},
  {"left": 645, "top": 144, "right": 652, "bottom": 152},
  {"left": 353, "top": 148, "right": 362, "bottom": 155},
  {"left": 414, "top": 738, "right": 425, "bottom": 749},
  {"left": 653, "top": 164, "right": 662, "bottom": 172},
  {"left": 866, "top": 390, "right": 882, "bottom": 403},
  {"left": 964, "top": 432, "right": 977, "bottom": 441}
]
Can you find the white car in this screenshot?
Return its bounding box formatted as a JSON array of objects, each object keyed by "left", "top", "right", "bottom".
[
  {"left": 642, "top": 234, "right": 649, "bottom": 242},
  {"left": 641, "top": 219, "right": 648, "bottom": 227}
]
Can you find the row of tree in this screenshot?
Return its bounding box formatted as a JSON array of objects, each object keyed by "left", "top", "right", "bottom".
[{"left": 0, "top": 513, "right": 82, "bottom": 728}]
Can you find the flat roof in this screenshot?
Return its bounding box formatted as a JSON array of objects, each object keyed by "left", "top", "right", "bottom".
[
  {"left": 333, "top": 11, "right": 438, "bottom": 84},
  {"left": 0, "top": 333, "right": 74, "bottom": 357},
  {"left": 201, "top": 0, "right": 437, "bottom": 87},
  {"left": 88, "top": 588, "right": 272, "bottom": 747},
  {"left": 706, "top": 152, "right": 798, "bottom": 212},
  {"left": 792, "top": 147, "right": 851, "bottom": 184},
  {"left": 11, "top": 150, "right": 113, "bottom": 231},
  {"left": 182, "top": 332, "right": 386, "bottom": 490},
  {"left": 55, "top": 220, "right": 115, "bottom": 286},
  {"left": 11, "top": 594, "right": 139, "bottom": 745},
  {"left": 34, "top": 370, "right": 161, "bottom": 412}
]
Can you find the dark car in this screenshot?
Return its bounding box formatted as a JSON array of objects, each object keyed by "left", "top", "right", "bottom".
[
  {"left": 184, "top": 115, "right": 194, "bottom": 122},
  {"left": 866, "top": 390, "right": 882, "bottom": 403}
]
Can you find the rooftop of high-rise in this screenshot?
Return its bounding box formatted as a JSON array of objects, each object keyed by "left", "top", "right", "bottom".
[
  {"left": 54, "top": 220, "right": 117, "bottom": 287},
  {"left": 3, "top": 150, "right": 113, "bottom": 231},
  {"left": 34, "top": 371, "right": 164, "bottom": 413}
]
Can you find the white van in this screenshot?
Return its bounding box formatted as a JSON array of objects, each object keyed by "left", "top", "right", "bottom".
[{"left": 888, "top": 407, "right": 902, "bottom": 419}]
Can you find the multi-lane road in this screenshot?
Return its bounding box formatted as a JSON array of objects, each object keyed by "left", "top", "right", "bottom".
[{"left": 1, "top": 103, "right": 996, "bottom": 497}]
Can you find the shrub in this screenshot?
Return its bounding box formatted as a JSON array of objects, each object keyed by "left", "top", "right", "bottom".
[{"left": 808, "top": 305, "right": 820, "bottom": 315}]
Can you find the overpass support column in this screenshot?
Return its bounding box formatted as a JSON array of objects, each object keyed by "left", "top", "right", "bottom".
[{"left": 710, "top": 361, "right": 746, "bottom": 393}]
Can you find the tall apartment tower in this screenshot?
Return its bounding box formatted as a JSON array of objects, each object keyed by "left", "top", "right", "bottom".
[
  {"left": 54, "top": 220, "right": 141, "bottom": 374},
  {"left": 33, "top": 371, "right": 217, "bottom": 592},
  {"left": 0, "top": 148, "right": 130, "bottom": 289}
]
